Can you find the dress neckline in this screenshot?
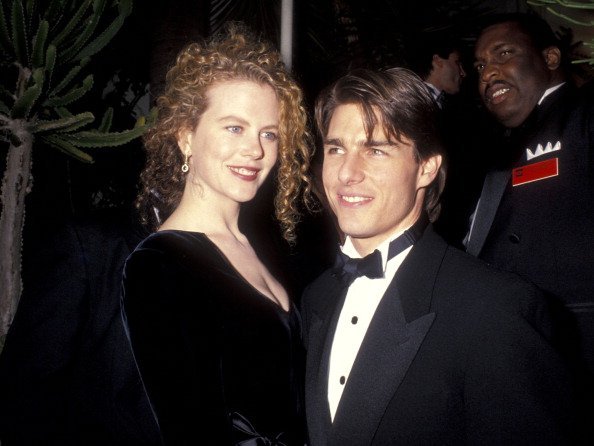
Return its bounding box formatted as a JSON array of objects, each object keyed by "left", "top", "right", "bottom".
[{"left": 157, "top": 229, "right": 292, "bottom": 314}]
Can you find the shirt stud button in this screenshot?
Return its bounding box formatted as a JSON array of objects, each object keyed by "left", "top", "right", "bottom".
[
  {"left": 351, "top": 316, "right": 358, "bottom": 324},
  {"left": 340, "top": 376, "right": 346, "bottom": 385}
]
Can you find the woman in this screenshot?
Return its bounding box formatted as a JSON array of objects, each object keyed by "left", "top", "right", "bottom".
[{"left": 121, "top": 25, "right": 313, "bottom": 445}]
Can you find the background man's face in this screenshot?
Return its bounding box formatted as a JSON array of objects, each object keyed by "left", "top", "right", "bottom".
[
  {"left": 474, "top": 22, "right": 553, "bottom": 128},
  {"left": 321, "top": 103, "right": 430, "bottom": 255},
  {"left": 440, "top": 51, "right": 466, "bottom": 94}
]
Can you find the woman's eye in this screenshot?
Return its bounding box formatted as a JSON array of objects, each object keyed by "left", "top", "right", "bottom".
[
  {"left": 226, "top": 126, "right": 242, "bottom": 133},
  {"left": 261, "top": 131, "right": 278, "bottom": 141}
]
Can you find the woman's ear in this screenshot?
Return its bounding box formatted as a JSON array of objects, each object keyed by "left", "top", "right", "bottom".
[
  {"left": 177, "top": 129, "right": 193, "bottom": 157},
  {"left": 417, "top": 154, "right": 442, "bottom": 188}
]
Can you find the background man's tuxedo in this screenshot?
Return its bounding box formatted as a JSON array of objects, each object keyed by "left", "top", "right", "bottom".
[
  {"left": 302, "top": 226, "right": 573, "bottom": 445},
  {"left": 0, "top": 211, "right": 160, "bottom": 445},
  {"left": 465, "top": 84, "right": 594, "bottom": 373}
]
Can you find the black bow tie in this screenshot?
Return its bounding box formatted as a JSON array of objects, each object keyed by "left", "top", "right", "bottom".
[{"left": 334, "top": 213, "right": 428, "bottom": 286}]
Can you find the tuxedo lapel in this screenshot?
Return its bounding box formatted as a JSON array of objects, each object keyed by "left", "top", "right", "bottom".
[
  {"left": 305, "top": 274, "right": 349, "bottom": 446},
  {"left": 465, "top": 169, "right": 510, "bottom": 256},
  {"left": 329, "top": 284, "right": 435, "bottom": 445}
]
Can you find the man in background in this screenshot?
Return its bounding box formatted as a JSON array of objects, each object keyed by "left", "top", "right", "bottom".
[{"left": 468, "top": 13, "right": 594, "bottom": 440}]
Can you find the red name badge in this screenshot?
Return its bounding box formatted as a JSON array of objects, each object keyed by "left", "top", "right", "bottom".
[{"left": 512, "top": 158, "right": 558, "bottom": 187}]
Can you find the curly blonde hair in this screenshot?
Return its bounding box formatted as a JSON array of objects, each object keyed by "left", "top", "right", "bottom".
[{"left": 137, "top": 24, "right": 314, "bottom": 243}]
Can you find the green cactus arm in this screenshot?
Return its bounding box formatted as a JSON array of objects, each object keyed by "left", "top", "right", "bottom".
[
  {"left": 30, "top": 65, "right": 44, "bottom": 85},
  {"left": 56, "top": 106, "right": 73, "bottom": 118},
  {"left": 31, "top": 19, "right": 48, "bottom": 68},
  {"left": 0, "top": 2, "right": 11, "bottom": 56},
  {"left": 62, "top": 125, "right": 147, "bottom": 148},
  {"left": 11, "top": 68, "right": 44, "bottom": 118},
  {"left": 44, "top": 0, "right": 68, "bottom": 24},
  {"left": 11, "top": 84, "right": 41, "bottom": 118},
  {"left": 25, "top": 0, "right": 35, "bottom": 17},
  {"left": 544, "top": 6, "right": 594, "bottom": 25},
  {"left": 60, "top": 0, "right": 107, "bottom": 62},
  {"left": 41, "top": 134, "right": 94, "bottom": 163},
  {"left": 51, "top": 0, "right": 92, "bottom": 48},
  {"left": 11, "top": 0, "right": 28, "bottom": 65},
  {"left": 32, "top": 111, "right": 95, "bottom": 133},
  {"left": 74, "top": 14, "right": 124, "bottom": 61},
  {"left": 49, "top": 57, "right": 89, "bottom": 96},
  {"left": 44, "top": 74, "right": 93, "bottom": 107},
  {"left": 45, "top": 43, "right": 56, "bottom": 87},
  {"left": 98, "top": 107, "right": 113, "bottom": 132},
  {"left": 117, "top": 0, "right": 133, "bottom": 16},
  {"left": 527, "top": 0, "right": 594, "bottom": 9}
]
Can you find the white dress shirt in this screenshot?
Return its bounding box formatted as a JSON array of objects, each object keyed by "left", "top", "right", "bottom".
[{"left": 327, "top": 232, "right": 413, "bottom": 421}]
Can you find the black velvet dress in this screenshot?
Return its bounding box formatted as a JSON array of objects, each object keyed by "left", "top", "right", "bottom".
[{"left": 121, "top": 230, "right": 306, "bottom": 445}]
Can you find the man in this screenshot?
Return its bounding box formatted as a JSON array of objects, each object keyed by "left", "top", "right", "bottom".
[
  {"left": 408, "top": 35, "right": 466, "bottom": 107},
  {"left": 467, "top": 14, "right": 594, "bottom": 378},
  {"left": 407, "top": 34, "right": 488, "bottom": 249},
  {"left": 0, "top": 210, "right": 160, "bottom": 445},
  {"left": 301, "top": 68, "right": 573, "bottom": 445}
]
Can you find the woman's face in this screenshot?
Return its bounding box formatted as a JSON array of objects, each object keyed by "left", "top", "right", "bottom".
[{"left": 178, "top": 79, "right": 280, "bottom": 205}]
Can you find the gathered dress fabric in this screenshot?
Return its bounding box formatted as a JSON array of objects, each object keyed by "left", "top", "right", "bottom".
[{"left": 121, "top": 230, "right": 306, "bottom": 445}]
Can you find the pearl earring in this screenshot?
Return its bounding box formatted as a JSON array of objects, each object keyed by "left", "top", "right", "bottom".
[{"left": 181, "top": 153, "right": 190, "bottom": 173}]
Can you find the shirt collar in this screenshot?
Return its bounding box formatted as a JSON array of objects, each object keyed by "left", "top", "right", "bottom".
[
  {"left": 341, "top": 230, "right": 406, "bottom": 271},
  {"left": 424, "top": 81, "right": 442, "bottom": 101},
  {"left": 538, "top": 82, "right": 565, "bottom": 105}
]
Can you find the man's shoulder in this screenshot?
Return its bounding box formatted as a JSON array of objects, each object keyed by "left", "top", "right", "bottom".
[{"left": 438, "top": 244, "right": 547, "bottom": 320}]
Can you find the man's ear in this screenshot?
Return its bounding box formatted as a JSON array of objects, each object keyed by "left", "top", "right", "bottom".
[
  {"left": 432, "top": 54, "right": 443, "bottom": 70},
  {"left": 543, "top": 46, "right": 561, "bottom": 71},
  {"left": 418, "top": 154, "right": 442, "bottom": 188}
]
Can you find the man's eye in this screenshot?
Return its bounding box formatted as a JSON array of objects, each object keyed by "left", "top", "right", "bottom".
[
  {"left": 370, "top": 148, "right": 385, "bottom": 156},
  {"left": 326, "top": 147, "right": 343, "bottom": 155},
  {"left": 261, "top": 131, "right": 278, "bottom": 141},
  {"left": 226, "top": 126, "right": 242, "bottom": 133},
  {"left": 475, "top": 63, "right": 485, "bottom": 72},
  {"left": 500, "top": 49, "right": 511, "bottom": 57}
]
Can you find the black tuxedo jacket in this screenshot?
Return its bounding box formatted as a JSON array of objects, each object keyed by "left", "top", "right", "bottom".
[
  {"left": 302, "top": 227, "right": 574, "bottom": 445},
  {"left": 465, "top": 84, "right": 594, "bottom": 374},
  {"left": 0, "top": 211, "right": 160, "bottom": 445}
]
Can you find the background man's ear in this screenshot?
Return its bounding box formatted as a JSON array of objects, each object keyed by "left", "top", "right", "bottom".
[
  {"left": 432, "top": 54, "right": 443, "bottom": 69},
  {"left": 543, "top": 46, "right": 561, "bottom": 71}
]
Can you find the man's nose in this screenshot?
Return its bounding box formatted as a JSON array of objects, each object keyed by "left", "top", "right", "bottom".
[
  {"left": 338, "top": 154, "right": 365, "bottom": 184},
  {"left": 479, "top": 61, "right": 499, "bottom": 84}
]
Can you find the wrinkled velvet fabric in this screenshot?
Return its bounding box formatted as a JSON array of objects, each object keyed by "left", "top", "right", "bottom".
[{"left": 122, "top": 230, "right": 306, "bottom": 445}]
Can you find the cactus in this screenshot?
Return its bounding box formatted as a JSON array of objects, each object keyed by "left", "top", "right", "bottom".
[
  {"left": 0, "top": 0, "right": 153, "bottom": 346},
  {"left": 528, "top": 0, "right": 594, "bottom": 66}
]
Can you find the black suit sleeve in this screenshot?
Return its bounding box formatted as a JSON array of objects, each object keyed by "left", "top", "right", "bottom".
[
  {"left": 0, "top": 223, "right": 88, "bottom": 444},
  {"left": 463, "top": 283, "right": 575, "bottom": 445}
]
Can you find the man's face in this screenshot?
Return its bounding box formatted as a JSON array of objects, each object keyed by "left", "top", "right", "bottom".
[
  {"left": 474, "top": 21, "right": 554, "bottom": 128},
  {"left": 322, "top": 103, "right": 440, "bottom": 256},
  {"left": 439, "top": 51, "right": 466, "bottom": 94}
]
